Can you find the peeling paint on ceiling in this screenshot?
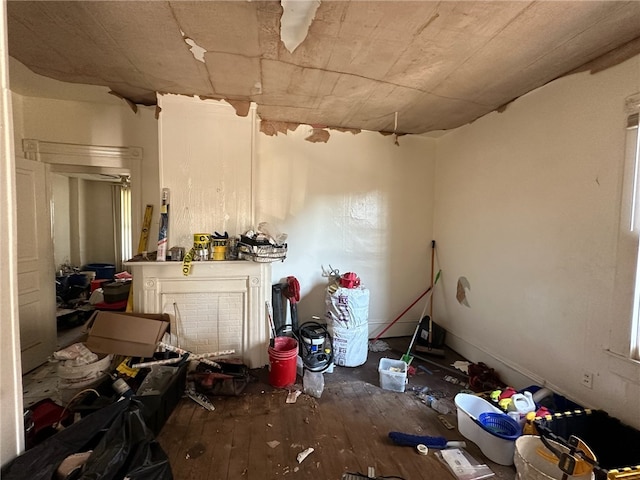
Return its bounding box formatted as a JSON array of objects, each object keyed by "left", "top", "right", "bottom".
[
  {"left": 6, "top": 1, "right": 640, "bottom": 135},
  {"left": 181, "top": 30, "right": 207, "bottom": 63},
  {"left": 280, "top": 0, "right": 321, "bottom": 53}
]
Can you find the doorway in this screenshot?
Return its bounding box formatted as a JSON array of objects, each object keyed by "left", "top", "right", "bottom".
[{"left": 18, "top": 139, "right": 142, "bottom": 372}]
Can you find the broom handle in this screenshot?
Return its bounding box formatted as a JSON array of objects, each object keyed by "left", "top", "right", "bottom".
[
  {"left": 428, "top": 240, "right": 435, "bottom": 344},
  {"left": 372, "top": 286, "right": 432, "bottom": 341}
]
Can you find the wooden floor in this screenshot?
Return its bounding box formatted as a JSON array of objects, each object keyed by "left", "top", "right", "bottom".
[{"left": 157, "top": 340, "right": 517, "bottom": 480}]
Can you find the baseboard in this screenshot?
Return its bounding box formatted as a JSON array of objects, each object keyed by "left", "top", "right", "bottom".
[{"left": 444, "top": 331, "right": 578, "bottom": 404}]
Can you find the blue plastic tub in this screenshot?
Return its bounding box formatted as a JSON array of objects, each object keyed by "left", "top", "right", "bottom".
[{"left": 83, "top": 263, "right": 115, "bottom": 280}]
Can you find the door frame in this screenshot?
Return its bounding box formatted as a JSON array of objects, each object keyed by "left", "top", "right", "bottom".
[{"left": 22, "top": 138, "right": 143, "bottom": 259}]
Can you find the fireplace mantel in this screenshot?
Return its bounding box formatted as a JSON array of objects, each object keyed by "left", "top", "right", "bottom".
[{"left": 125, "top": 260, "right": 271, "bottom": 368}]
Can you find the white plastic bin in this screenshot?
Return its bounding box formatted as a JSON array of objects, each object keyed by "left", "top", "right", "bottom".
[
  {"left": 378, "top": 358, "right": 407, "bottom": 392},
  {"left": 454, "top": 393, "right": 519, "bottom": 466}
]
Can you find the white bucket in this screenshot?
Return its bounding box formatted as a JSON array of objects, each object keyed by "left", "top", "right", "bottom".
[
  {"left": 455, "top": 393, "right": 518, "bottom": 466},
  {"left": 514, "top": 436, "right": 595, "bottom": 480}
]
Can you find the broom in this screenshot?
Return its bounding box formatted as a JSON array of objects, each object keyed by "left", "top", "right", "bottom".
[
  {"left": 415, "top": 240, "right": 446, "bottom": 357},
  {"left": 400, "top": 268, "right": 441, "bottom": 364}
]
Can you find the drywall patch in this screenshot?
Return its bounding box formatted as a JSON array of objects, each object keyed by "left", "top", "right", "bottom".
[
  {"left": 305, "top": 127, "right": 329, "bottom": 143},
  {"left": 181, "top": 30, "right": 207, "bottom": 63},
  {"left": 260, "top": 120, "right": 300, "bottom": 136},
  {"left": 456, "top": 276, "right": 471, "bottom": 308},
  {"left": 280, "top": 0, "right": 321, "bottom": 53}
]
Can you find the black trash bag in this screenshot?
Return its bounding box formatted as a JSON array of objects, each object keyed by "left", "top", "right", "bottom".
[
  {"left": 2, "top": 398, "right": 172, "bottom": 480},
  {"left": 79, "top": 399, "right": 172, "bottom": 480}
]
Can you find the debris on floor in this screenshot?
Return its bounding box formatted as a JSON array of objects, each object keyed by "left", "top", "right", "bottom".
[{"left": 296, "top": 447, "right": 314, "bottom": 464}]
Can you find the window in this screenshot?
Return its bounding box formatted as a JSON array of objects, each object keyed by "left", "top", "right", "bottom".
[
  {"left": 113, "top": 176, "right": 132, "bottom": 271},
  {"left": 627, "top": 95, "right": 640, "bottom": 359}
]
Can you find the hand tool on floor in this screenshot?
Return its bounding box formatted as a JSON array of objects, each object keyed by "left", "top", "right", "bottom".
[{"left": 388, "top": 431, "right": 466, "bottom": 449}]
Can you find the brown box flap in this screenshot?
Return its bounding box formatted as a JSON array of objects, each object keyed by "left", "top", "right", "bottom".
[{"left": 85, "top": 311, "right": 170, "bottom": 358}]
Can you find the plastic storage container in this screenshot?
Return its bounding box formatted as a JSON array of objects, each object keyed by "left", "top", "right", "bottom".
[
  {"left": 378, "top": 358, "right": 407, "bottom": 392},
  {"left": 455, "top": 392, "right": 521, "bottom": 466},
  {"left": 83, "top": 263, "right": 116, "bottom": 280},
  {"left": 103, "top": 281, "right": 131, "bottom": 304},
  {"left": 514, "top": 436, "right": 595, "bottom": 480},
  {"left": 534, "top": 409, "right": 640, "bottom": 480}
]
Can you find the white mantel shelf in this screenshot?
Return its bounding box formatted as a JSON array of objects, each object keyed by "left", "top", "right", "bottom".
[{"left": 125, "top": 260, "right": 271, "bottom": 368}]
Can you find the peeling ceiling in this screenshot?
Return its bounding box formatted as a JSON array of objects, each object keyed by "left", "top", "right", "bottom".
[{"left": 6, "top": 1, "right": 640, "bottom": 135}]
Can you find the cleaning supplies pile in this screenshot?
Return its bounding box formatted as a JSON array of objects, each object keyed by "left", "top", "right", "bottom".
[{"left": 238, "top": 222, "right": 287, "bottom": 263}]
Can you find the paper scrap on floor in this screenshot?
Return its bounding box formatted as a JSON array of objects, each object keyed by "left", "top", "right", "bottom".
[{"left": 438, "top": 448, "right": 494, "bottom": 480}]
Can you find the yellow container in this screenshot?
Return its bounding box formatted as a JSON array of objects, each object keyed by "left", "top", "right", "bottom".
[{"left": 212, "top": 239, "right": 227, "bottom": 260}]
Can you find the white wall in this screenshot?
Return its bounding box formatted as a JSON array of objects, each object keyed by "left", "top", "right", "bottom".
[
  {"left": 82, "top": 179, "right": 116, "bottom": 266},
  {"left": 257, "top": 127, "right": 436, "bottom": 334},
  {"left": 157, "top": 95, "right": 254, "bottom": 248},
  {"left": 12, "top": 91, "right": 160, "bottom": 248},
  {"left": 51, "top": 173, "right": 71, "bottom": 268},
  {"left": 434, "top": 54, "right": 640, "bottom": 427},
  {"left": 158, "top": 94, "right": 437, "bottom": 336}
]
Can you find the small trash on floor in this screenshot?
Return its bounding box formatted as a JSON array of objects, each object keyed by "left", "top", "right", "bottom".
[
  {"left": 286, "top": 390, "right": 302, "bottom": 404},
  {"left": 438, "top": 415, "right": 456, "bottom": 430},
  {"left": 436, "top": 448, "right": 494, "bottom": 480},
  {"left": 185, "top": 442, "right": 206, "bottom": 459},
  {"left": 185, "top": 389, "right": 215, "bottom": 411},
  {"left": 452, "top": 361, "right": 470, "bottom": 374},
  {"left": 266, "top": 440, "right": 280, "bottom": 449},
  {"left": 296, "top": 447, "right": 314, "bottom": 464}
]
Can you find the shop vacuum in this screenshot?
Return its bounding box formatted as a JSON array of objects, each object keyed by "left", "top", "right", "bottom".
[
  {"left": 274, "top": 276, "right": 334, "bottom": 373},
  {"left": 297, "top": 319, "right": 334, "bottom": 373}
]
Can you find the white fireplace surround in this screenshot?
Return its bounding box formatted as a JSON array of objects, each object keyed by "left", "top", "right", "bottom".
[{"left": 126, "top": 261, "right": 271, "bottom": 368}]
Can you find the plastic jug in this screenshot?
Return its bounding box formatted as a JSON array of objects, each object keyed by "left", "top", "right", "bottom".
[{"left": 510, "top": 391, "right": 535, "bottom": 414}]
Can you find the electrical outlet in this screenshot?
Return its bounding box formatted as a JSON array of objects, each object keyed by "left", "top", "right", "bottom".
[{"left": 582, "top": 371, "right": 593, "bottom": 389}]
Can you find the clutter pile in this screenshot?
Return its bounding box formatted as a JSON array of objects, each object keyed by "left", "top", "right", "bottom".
[
  {"left": 238, "top": 223, "right": 288, "bottom": 263},
  {"left": 7, "top": 309, "right": 246, "bottom": 480}
]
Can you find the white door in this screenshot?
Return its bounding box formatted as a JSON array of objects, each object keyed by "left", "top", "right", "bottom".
[{"left": 16, "top": 157, "right": 57, "bottom": 373}]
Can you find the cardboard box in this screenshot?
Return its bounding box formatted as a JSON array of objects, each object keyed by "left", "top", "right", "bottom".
[{"left": 85, "top": 311, "right": 170, "bottom": 358}]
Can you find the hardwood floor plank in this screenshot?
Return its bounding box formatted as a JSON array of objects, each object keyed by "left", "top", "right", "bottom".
[{"left": 157, "top": 345, "right": 517, "bottom": 480}]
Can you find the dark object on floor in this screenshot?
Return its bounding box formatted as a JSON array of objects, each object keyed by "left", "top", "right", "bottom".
[
  {"left": 467, "top": 361, "right": 506, "bottom": 392},
  {"left": 415, "top": 315, "right": 446, "bottom": 356},
  {"left": 24, "top": 398, "right": 74, "bottom": 449},
  {"left": 2, "top": 398, "right": 172, "bottom": 480},
  {"left": 192, "top": 361, "right": 252, "bottom": 396},
  {"left": 136, "top": 362, "right": 188, "bottom": 435},
  {"left": 535, "top": 408, "right": 640, "bottom": 480},
  {"left": 388, "top": 431, "right": 450, "bottom": 448}
]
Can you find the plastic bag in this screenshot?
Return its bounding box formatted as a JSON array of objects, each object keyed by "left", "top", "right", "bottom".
[
  {"left": 1, "top": 398, "right": 172, "bottom": 480},
  {"left": 303, "top": 370, "right": 324, "bottom": 398}
]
